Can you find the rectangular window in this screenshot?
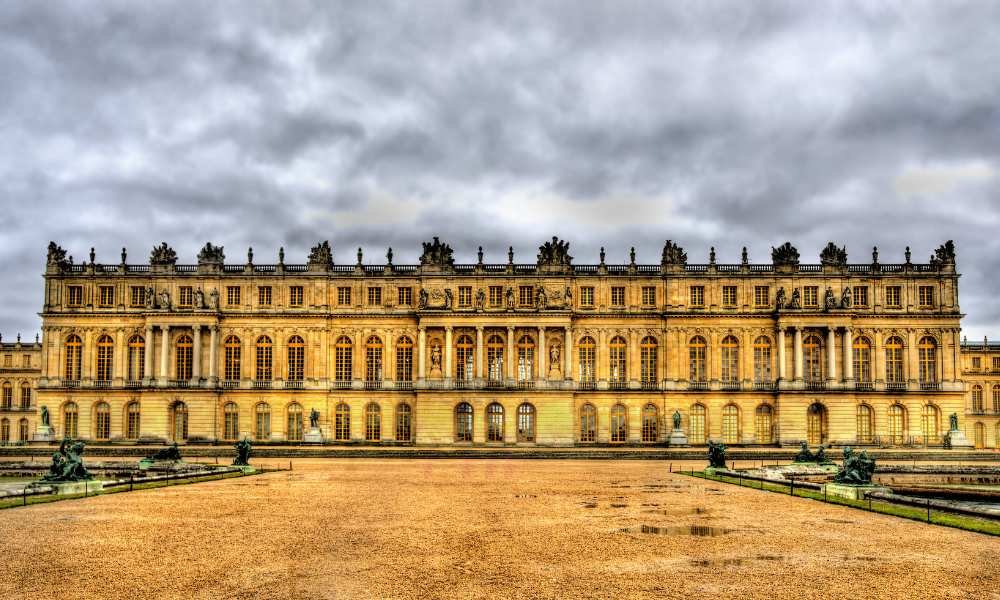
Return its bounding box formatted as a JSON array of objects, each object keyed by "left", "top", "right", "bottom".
[
  {"left": 993, "top": 356, "right": 1000, "bottom": 372},
  {"left": 22, "top": 354, "right": 31, "bottom": 368},
  {"left": 130, "top": 286, "right": 146, "bottom": 307},
  {"left": 98, "top": 286, "right": 115, "bottom": 307},
  {"left": 337, "top": 286, "right": 352, "bottom": 306},
  {"left": 918, "top": 285, "right": 934, "bottom": 308},
  {"left": 580, "top": 286, "right": 595, "bottom": 307},
  {"left": 754, "top": 285, "right": 769, "bottom": 308},
  {"left": 722, "top": 285, "right": 737, "bottom": 307},
  {"left": 397, "top": 287, "right": 412, "bottom": 306},
  {"left": 67, "top": 285, "right": 83, "bottom": 307},
  {"left": 226, "top": 286, "right": 241, "bottom": 306},
  {"left": 803, "top": 286, "right": 818, "bottom": 308},
  {"left": 367, "top": 287, "right": 382, "bottom": 306},
  {"left": 458, "top": 286, "right": 472, "bottom": 307},
  {"left": 518, "top": 285, "right": 534, "bottom": 307},
  {"left": 641, "top": 286, "right": 656, "bottom": 307},
  {"left": 178, "top": 286, "right": 193, "bottom": 308},
  {"left": 689, "top": 285, "right": 705, "bottom": 307},
  {"left": 853, "top": 286, "right": 869, "bottom": 308},
  {"left": 610, "top": 286, "right": 625, "bottom": 307},
  {"left": 289, "top": 285, "right": 303, "bottom": 307},
  {"left": 972, "top": 357, "right": 981, "bottom": 370},
  {"left": 885, "top": 285, "right": 901, "bottom": 308},
  {"left": 3, "top": 355, "right": 10, "bottom": 367},
  {"left": 258, "top": 286, "right": 272, "bottom": 306},
  {"left": 488, "top": 286, "right": 503, "bottom": 307}
]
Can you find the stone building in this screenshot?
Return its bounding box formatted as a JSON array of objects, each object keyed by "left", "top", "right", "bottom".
[
  {"left": 0, "top": 334, "right": 42, "bottom": 444},
  {"left": 960, "top": 338, "right": 1000, "bottom": 448},
  {"left": 33, "top": 238, "right": 968, "bottom": 447}
]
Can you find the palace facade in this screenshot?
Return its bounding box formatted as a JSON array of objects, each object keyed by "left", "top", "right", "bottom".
[
  {"left": 960, "top": 339, "right": 1000, "bottom": 448},
  {"left": 26, "top": 237, "right": 975, "bottom": 448},
  {"left": 0, "top": 335, "right": 41, "bottom": 444}
]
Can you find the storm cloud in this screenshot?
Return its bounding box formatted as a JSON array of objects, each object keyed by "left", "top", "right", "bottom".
[{"left": 1, "top": 1, "right": 998, "bottom": 338}]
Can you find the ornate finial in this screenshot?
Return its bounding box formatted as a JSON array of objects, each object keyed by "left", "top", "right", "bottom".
[
  {"left": 872, "top": 246, "right": 879, "bottom": 264},
  {"left": 0, "top": 333, "right": 3, "bottom": 343},
  {"left": 16, "top": 333, "right": 21, "bottom": 343},
  {"left": 35, "top": 333, "right": 39, "bottom": 344},
  {"left": 709, "top": 246, "right": 716, "bottom": 265},
  {"left": 508, "top": 246, "right": 514, "bottom": 264},
  {"left": 278, "top": 247, "right": 285, "bottom": 264},
  {"left": 904, "top": 246, "right": 911, "bottom": 264},
  {"left": 477, "top": 246, "right": 484, "bottom": 264},
  {"left": 629, "top": 247, "right": 636, "bottom": 265},
  {"left": 386, "top": 247, "right": 393, "bottom": 265},
  {"left": 247, "top": 247, "right": 254, "bottom": 264},
  {"left": 121, "top": 247, "right": 127, "bottom": 264},
  {"left": 89, "top": 247, "right": 96, "bottom": 264},
  {"left": 357, "top": 247, "right": 363, "bottom": 265},
  {"left": 599, "top": 246, "right": 606, "bottom": 264},
  {"left": 741, "top": 246, "right": 748, "bottom": 265}
]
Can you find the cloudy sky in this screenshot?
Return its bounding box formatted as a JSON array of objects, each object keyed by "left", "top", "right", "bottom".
[{"left": 1, "top": 1, "right": 998, "bottom": 340}]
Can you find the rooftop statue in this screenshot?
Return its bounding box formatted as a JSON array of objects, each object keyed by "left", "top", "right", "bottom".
[
  {"left": 420, "top": 237, "right": 455, "bottom": 268},
  {"left": 771, "top": 242, "right": 800, "bottom": 268},
  {"left": 833, "top": 446, "right": 876, "bottom": 485},
  {"left": 150, "top": 242, "right": 178, "bottom": 266},
  {"left": 537, "top": 236, "right": 573, "bottom": 267},
  {"left": 660, "top": 240, "right": 687, "bottom": 266},
  {"left": 931, "top": 240, "right": 957, "bottom": 266},
  {"left": 819, "top": 242, "right": 847, "bottom": 267},
  {"left": 42, "top": 439, "right": 93, "bottom": 482},
  {"left": 233, "top": 438, "right": 252, "bottom": 466},
  {"left": 197, "top": 242, "right": 225, "bottom": 264},
  {"left": 46, "top": 242, "right": 70, "bottom": 269},
  {"left": 707, "top": 441, "right": 727, "bottom": 469},
  {"left": 308, "top": 241, "right": 334, "bottom": 268}
]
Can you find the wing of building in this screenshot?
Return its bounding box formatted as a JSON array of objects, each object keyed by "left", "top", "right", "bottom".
[{"left": 15, "top": 237, "right": 995, "bottom": 449}]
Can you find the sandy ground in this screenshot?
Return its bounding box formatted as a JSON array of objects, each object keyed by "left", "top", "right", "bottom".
[{"left": 0, "top": 459, "right": 997, "bottom": 600}]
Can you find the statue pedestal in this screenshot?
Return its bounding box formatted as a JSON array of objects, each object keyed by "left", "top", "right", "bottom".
[
  {"left": 303, "top": 427, "right": 324, "bottom": 444},
  {"left": 947, "top": 429, "right": 974, "bottom": 449},
  {"left": 34, "top": 480, "right": 104, "bottom": 496},
  {"left": 33, "top": 426, "right": 55, "bottom": 443},
  {"left": 548, "top": 367, "right": 563, "bottom": 380},
  {"left": 667, "top": 428, "right": 689, "bottom": 447},
  {"left": 822, "top": 483, "right": 890, "bottom": 501}
]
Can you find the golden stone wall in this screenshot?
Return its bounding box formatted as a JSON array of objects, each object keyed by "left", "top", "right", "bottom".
[{"left": 0, "top": 339, "right": 42, "bottom": 443}]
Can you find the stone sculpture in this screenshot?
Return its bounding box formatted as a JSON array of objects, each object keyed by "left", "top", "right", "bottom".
[
  {"left": 197, "top": 242, "right": 225, "bottom": 264},
  {"left": 42, "top": 439, "right": 92, "bottom": 482},
  {"left": 672, "top": 410, "right": 682, "bottom": 430},
  {"left": 535, "top": 286, "right": 547, "bottom": 309},
  {"left": 444, "top": 289, "right": 453, "bottom": 310},
  {"left": 158, "top": 290, "right": 171, "bottom": 311},
  {"left": 145, "top": 286, "right": 155, "bottom": 309},
  {"left": 788, "top": 288, "right": 801, "bottom": 309},
  {"left": 150, "top": 242, "right": 177, "bottom": 266},
  {"left": 505, "top": 287, "right": 515, "bottom": 310},
  {"left": 208, "top": 288, "right": 219, "bottom": 310},
  {"left": 194, "top": 288, "right": 205, "bottom": 309},
  {"left": 841, "top": 286, "right": 853, "bottom": 308},
  {"left": 824, "top": 287, "right": 837, "bottom": 309},
  {"left": 819, "top": 242, "right": 847, "bottom": 267},
  {"left": 833, "top": 446, "right": 876, "bottom": 485},
  {"left": 46, "top": 242, "right": 70, "bottom": 269},
  {"left": 419, "top": 237, "right": 455, "bottom": 268},
  {"left": 308, "top": 241, "right": 334, "bottom": 269},
  {"left": 949, "top": 412, "right": 959, "bottom": 431},
  {"left": 40, "top": 405, "right": 50, "bottom": 427},
  {"left": 932, "top": 240, "right": 956, "bottom": 266},
  {"left": 418, "top": 288, "right": 429, "bottom": 309},
  {"left": 771, "top": 242, "right": 800, "bottom": 268},
  {"left": 233, "top": 438, "right": 252, "bottom": 467},
  {"left": 537, "top": 236, "right": 572, "bottom": 267},
  {"left": 775, "top": 287, "right": 786, "bottom": 309},
  {"left": 707, "top": 441, "right": 727, "bottom": 469},
  {"left": 475, "top": 289, "right": 486, "bottom": 310},
  {"left": 661, "top": 240, "right": 687, "bottom": 266}
]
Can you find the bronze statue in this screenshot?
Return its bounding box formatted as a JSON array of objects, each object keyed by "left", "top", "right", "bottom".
[
  {"left": 833, "top": 446, "right": 876, "bottom": 485},
  {"left": 672, "top": 410, "right": 681, "bottom": 430},
  {"left": 147, "top": 443, "right": 182, "bottom": 462},
  {"left": 310, "top": 408, "right": 320, "bottom": 429},
  {"left": 793, "top": 441, "right": 814, "bottom": 463},
  {"left": 233, "top": 438, "right": 252, "bottom": 466},
  {"left": 949, "top": 412, "right": 959, "bottom": 431},
  {"left": 707, "top": 440, "right": 727, "bottom": 469},
  {"left": 42, "top": 439, "right": 92, "bottom": 482},
  {"left": 40, "top": 405, "right": 50, "bottom": 427}
]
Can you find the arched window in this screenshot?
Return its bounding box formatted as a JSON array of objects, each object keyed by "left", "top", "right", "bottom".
[
  {"left": 610, "top": 404, "right": 627, "bottom": 442},
  {"left": 853, "top": 337, "right": 872, "bottom": 383},
  {"left": 0, "top": 382, "right": 10, "bottom": 410},
  {"left": 365, "top": 336, "right": 383, "bottom": 383},
  {"left": 94, "top": 402, "right": 111, "bottom": 441},
  {"left": 335, "top": 402, "right": 351, "bottom": 441},
  {"left": 857, "top": 404, "right": 873, "bottom": 444},
  {"left": 96, "top": 334, "right": 114, "bottom": 382},
  {"left": 722, "top": 404, "right": 739, "bottom": 444},
  {"left": 579, "top": 403, "right": 597, "bottom": 442},
  {"left": 395, "top": 403, "right": 412, "bottom": 442},
  {"left": 803, "top": 335, "right": 822, "bottom": 382},
  {"left": 127, "top": 335, "right": 145, "bottom": 382},
  {"left": 755, "top": 405, "right": 773, "bottom": 444},
  {"left": 171, "top": 402, "right": 188, "bottom": 442},
  {"left": 256, "top": 336, "right": 273, "bottom": 381},
  {"left": 487, "top": 402, "right": 504, "bottom": 442},
  {"left": 125, "top": 401, "right": 140, "bottom": 440},
  {"left": 689, "top": 336, "right": 707, "bottom": 382},
  {"left": 455, "top": 402, "right": 473, "bottom": 442},
  {"left": 972, "top": 385, "right": 984, "bottom": 412},
  {"left": 517, "top": 403, "right": 536, "bottom": 442},
  {"left": 455, "top": 335, "right": 474, "bottom": 382},
  {"left": 64, "top": 334, "right": 82, "bottom": 381},
  {"left": 286, "top": 403, "right": 303, "bottom": 442},
  {"left": 609, "top": 336, "right": 627, "bottom": 386},
  {"left": 335, "top": 336, "right": 353, "bottom": 383},
  {"left": 19, "top": 382, "right": 30, "bottom": 409},
  {"left": 888, "top": 404, "right": 906, "bottom": 445},
  {"left": 223, "top": 402, "right": 239, "bottom": 441},
  {"left": 641, "top": 403, "right": 658, "bottom": 443},
  {"left": 973, "top": 422, "right": 985, "bottom": 449},
  {"left": 287, "top": 336, "right": 305, "bottom": 382},
  {"left": 224, "top": 336, "right": 241, "bottom": 382},
  {"left": 918, "top": 336, "right": 937, "bottom": 384},
  {"left": 63, "top": 401, "right": 78, "bottom": 438},
  {"left": 807, "top": 403, "right": 827, "bottom": 445},
  {"left": 365, "top": 403, "right": 381, "bottom": 441},
  {"left": 487, "top": 334, "right": 505, "bottom": 383},
  {"left": 517, "top": 335, "right": 535, "bottom": 383},
  {"left": 255, "top": 403, "right": 271, "bottom": 440},
  {"left": 921, "top": 404, "right": 940, "bottom": 443},
  {"left": 753, "top": 336, "right": 772, "bottom": 384},
  {"left": 175, "top": 334, "right": 193, "bottom": 381},
  {"left": 578, "top": 336, "right": 596, "bottom": 384},
  {"left": 0, "top": 419, "right": 7, "bottom": 443},
  {"left": 721, "top": 335, "right": 739, "bottom": 384},
  {"left": 18, "top": 418, "right": 28, "bottom": 443},
  {"left": 993, "top": 385, "right": 1000, "bottom": 412},
  {"left": 396, "top": 336, "right": 414, "bottom": 384},
  {"left": 689, "top": 404, "right": 706, "bottom": 444},
  {"left": 885, "top": 336, "right": 904, "bottom": 384},
  {"left": 640, "top": 336, "right": 658, "bottom": 387}
]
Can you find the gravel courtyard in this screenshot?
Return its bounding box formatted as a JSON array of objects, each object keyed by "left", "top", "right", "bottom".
[{"left": 0, "top": 459, "right": 996, "bottom": 599}]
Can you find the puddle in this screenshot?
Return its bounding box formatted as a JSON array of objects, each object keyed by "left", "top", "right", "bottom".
[{"left": 632, "top": 524, "right": 734, "bottom": 536}]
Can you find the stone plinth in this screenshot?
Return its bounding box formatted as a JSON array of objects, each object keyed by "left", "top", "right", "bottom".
[
  {"left": 822, "top": 483, "right": 890, "bottom": 501},
  {"left": 32, "top": 426, "right": 55, "bottom": 444},
  {"left": 947, "top": 430, "right": 974, "bottom": 450},
  {"left": 667, "top": 428, "right": 689, "bottom": 447},
  {"left": 38, "top": 481, "right": 104, "bottom": 496},
  {"left": 303, "top": 427, "right": 324, "bottom": 444}
]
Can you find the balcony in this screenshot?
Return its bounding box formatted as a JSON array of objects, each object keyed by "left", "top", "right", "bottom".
[
  {"left": 94, "top": 380, "right": 112, "bottom": 389},
  {"left": 170, "top": 379, "right": 190, "bottom": 388},
  {"left": 854, "top": 381, "right": 874, "bottom": 392},
  {"left": 364, "top": 380, "right": 382, "bottom": 390},
  {"left": 752, "top": 381, "right": 776, "bottom": 391},
  {"left": 919, "top": 381, "right": 941, "bottom": 391},
  {"left": 885, "top": 381, "right": 907, "bottom": 392},
  {"left": 720, "top": 380, "right": 740, "bottom": 391},
  {"left": 579, "top": 380, "right": 597, "bottom": 391},
  {"left": 640, "top": 380, "right": 658, "bottom": 391},
  {"left": 608, "top": 381, "right": 628, "bottom": 391},
  {"left": 252, "top": 380, "right": 272, "bottom": 390},
  {"left": 284, "top": 380, "right": 304, "bottom": 390},
  {"left": 63, "top": 379, "right": 80, "bottom": 388},
  {"left": 332, "top": 380, "right": 352, "bottom": 390},
  {"left": 687, "top": 381, "right": 708, "bottom": 391},
  {"left": 485, "top": 379, "right": 505, "bottom": 389},
  {"left": 125, "top": 380, "right": 143, "bottom": 389},
  {"left": 395, "top": 381, "right": 414, "bottom": 391},
  {"left": 454, "top": 379, "right": 473, "bottom": 390},
  {"left": 220, "top": 380, "right": 239, "bottom": 389}
]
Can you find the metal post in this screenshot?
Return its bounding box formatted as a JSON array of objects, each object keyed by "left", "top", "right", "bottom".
[
  {"left": 927, "top": 499, "right": 931, "bottom": 523},
  {"left": 789, "top": 477, "right": 794, "bottom": 496}
]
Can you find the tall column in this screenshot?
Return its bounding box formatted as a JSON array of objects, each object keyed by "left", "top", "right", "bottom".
[
  {"left": 538, "top": 326, "right": 546, "bottom": 381},
  {"left": 144, "top": 324, "right": 153, "bottom": 381},
  {"left": 208, "top": 325, "right": 218, "bottom": 381},
  {"left": 385, "top": 333, "right": 394, "bottom": 383},
  {"left": 444, "top": 326, "right": 453, "bottom": 382},
  {"left": 475, "top": 326, "right": 484, "bottom": 380},
  {"left": 907, "top": 330, "right": 918, "bottom": 383},
  {"left": 564, "top": 326, "right": 572, "bottom": 380},
  {"left": 842, "top": 327, "right": 853, "bottom": 382},
  {"left": 793, "top": 326, "right": 803, "bottom": 381},
  {"left": 777, "top": 327, "right": 786, "bottom": 381},
  {"left": 418, "top": 327, "right": 426, "bottom": 380},
  {"left": 507, "top": 326, "right": 515, "bottom": 380},
  {"left": 159, "top": 324, "right": 170, "bottom": 383},
  {"left": 193, "top": 325, "right": 202, "bottom": 381},
  {"left": 826, "top": 327, "right": 836, "bottom": 382}
]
